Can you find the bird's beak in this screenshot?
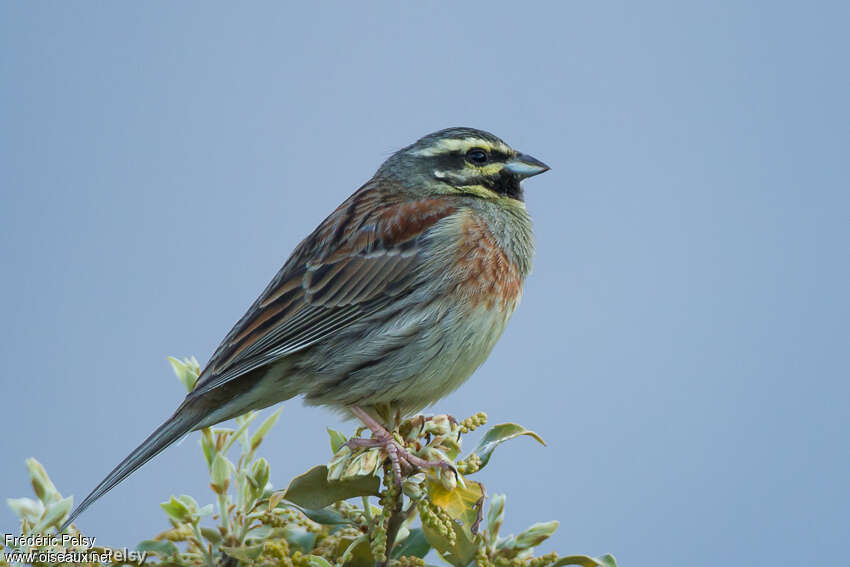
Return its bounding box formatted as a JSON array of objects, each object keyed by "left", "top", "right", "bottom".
[{"left": 505, "top": 152, "right": 550, "bottom": 179}]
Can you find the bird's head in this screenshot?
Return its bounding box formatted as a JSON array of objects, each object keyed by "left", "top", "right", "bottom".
[{"left": 378, "top": 127, "right": 550, "bottom": 202}]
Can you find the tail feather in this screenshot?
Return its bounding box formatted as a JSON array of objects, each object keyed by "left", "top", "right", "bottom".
[{"left": 60, "top": 408, "right": 201, "bottom": 531}]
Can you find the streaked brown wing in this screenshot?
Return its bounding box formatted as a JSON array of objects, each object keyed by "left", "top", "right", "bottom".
[{"left": 188, "top": 183, "right": 458, "bottom": 398}]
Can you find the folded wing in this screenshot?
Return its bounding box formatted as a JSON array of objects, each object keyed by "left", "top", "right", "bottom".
[{"left": 188, "top": 185, "right": 458, "bottom": 399}]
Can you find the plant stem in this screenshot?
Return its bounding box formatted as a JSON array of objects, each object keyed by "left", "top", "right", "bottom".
[
  {"left": 218, "top": 492, "right": 232, "bottom": 534},
  {"left": 192, "top": 522, "right": 216, "bottom": 567},
  {"left": 378, "top": 485, "right": 405, "bottom": 567},
  {"left": 362, "top": 496, "right": 373, "bottom": 524}
]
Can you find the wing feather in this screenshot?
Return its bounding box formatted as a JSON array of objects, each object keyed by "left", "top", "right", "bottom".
[{"left": 188, "top": 185, "right": 458, "bottom": 399}]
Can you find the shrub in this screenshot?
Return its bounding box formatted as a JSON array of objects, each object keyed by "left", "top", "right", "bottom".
[{"left": 3, "top": 357, "right": 617, "bottom": 567}]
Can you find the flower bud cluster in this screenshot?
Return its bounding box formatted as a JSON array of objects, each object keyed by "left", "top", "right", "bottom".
[
  {"left": 456, "top": 452, "right": 483, "bottom": 475},
  {"left": 393, "top": 555, "right": 426, "bottom": 567},
  {"left": 476, "top": 545, "right": 492, "bottom": 567},
  {"left": 527, "top": 551, "right": 559, "bottom": 567},
  {"left": 460, "top": 412, "right": 488, "bottom": 433},
  {"left": 494, "top": 556, "right": 529, "bottom": 567},
  {"left": 402, "top": 472, "right": 427, "bottom": 500},
  {"left": 490, "top": 550, "right": 559, "bottom": 567},
  {"left": 417, "top": 499, "right": 456, "bottom": 546},
  {"left": 374, "top": 475, "right": 402, "bottom": 562},
  {"left": 7, "top": 358, "right": 608, "bottom": 567},
  {"left": 371, "top": 523, "right": 388, "bottom": 563}
]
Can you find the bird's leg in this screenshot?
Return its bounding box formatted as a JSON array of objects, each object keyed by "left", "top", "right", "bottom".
[
  {"left": 347, "top": 406, "right": 405, "bottom": 484},
  {"left": 348, "top": 406, "right": 455, "bottom": 487}
]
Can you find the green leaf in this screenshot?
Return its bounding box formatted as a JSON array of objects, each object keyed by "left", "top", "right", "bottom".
[
  {"left": 428, "top": 477, "right": 484, "bottom": 533},
  {"left": 308, "top": 556, "right": 333, "bottom": 567},
  {"left": 168, "top": 356, "right": 200, "bottom": 393},
  {"left": 342, "top": 448, "right": 382, "bottom": 479},
  {"left": 221, "top": 543, "right": 265, "bottom": 562},
  {"left": 34, "top": 495, "right": 72, "bottom": 531},
  {"left": 282, "top": 465, "right": 380, "bottom": 509},
  {"left": 250, "top": 408, "right": 283, "bottom": 451},
  {"left": 7, "top": 497, "right": 44, "bottom": 523},
  {"left": 200, "top": 526, "right": 222, "bottom": 544},
  {"left": 251, "top": 458, "right": 271, "bottom": 498},
  {"left": 200, "top": 428, "right": 216, "bottom": 468},
  {"left": 514, "top": 520, "right": 559, "bottom": 549},
  {"left": 245, "top": 524, "right": 275, "bottom": 540},
  {"left": 160, "top": 496, "right": 190, "bottom": 522},
  {"left": 137, "top": 540, "right": 179, "bottom": 557},
  {"left": 269, "top": 490, "right": 285, "bottom": 511},
  {"left": 470, "top": 423, "right": 545, "bottom": 468},
  {"left": 552, "top": 554, "right": 618, "bottom": 567},
  {"left": 327, "top": 427, "right": 348, "bottom": 454},
  {"left": 281, "top": 525, "right": 318, "bottom": 553},
  {"left": 210, "top": 453, "right": 232, "bottom": 494},
  {"left": 424, "top": 477, "right": 485, "bottom": 566},
  {"left": 487, "top": 494, "right": 505, "bottom": 539},
  {"left": 227, "top": 412, "right": 260, "bottom": 452},
  {"left": 26, "top": 458, "right": 60, "bottom": 505},
  {"left": 336, "top": 534, "right": 372, "bottom": 567},
  {"left": 278, "top": 501, "right": 351, "bottom": 525},
  {"left": 392, "top": 528, "right": 432, "bottom": 559},
  {"left": 422, "top": 519, "right": 477, "bottom": 567},
  {"left": 177, "top": 494, "right": 200, "bottom": 515}
]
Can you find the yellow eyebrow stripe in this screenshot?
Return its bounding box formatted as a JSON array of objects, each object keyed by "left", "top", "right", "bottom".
[
  {"left": 411, "top": 137, "right": 512, "bottom": 157},
  {"left": 433, "top": 162, "right": 507, "bottom": 183}
]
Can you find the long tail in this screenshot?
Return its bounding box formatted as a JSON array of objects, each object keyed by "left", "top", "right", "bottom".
[{"left": 60, "top": 406, "right": 202, "bottom": 531}]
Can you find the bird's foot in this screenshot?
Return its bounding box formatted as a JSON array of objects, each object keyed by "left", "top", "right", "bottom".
[{"left": 348, "top": 406, "right": 455, "bottom": 487}]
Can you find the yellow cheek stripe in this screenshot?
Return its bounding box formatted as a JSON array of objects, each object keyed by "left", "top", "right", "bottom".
[
  {"left": 455, "top": 184, "right": 500, "bottom": 200},
  {"left": 453, "top": 185, "right": 528, "bottom": 210},
  {"left": 476, "top": 163, "right": 505, "bottom": 176}
]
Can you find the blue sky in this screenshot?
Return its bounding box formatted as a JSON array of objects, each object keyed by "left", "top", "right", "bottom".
[{"left": 1, "top": 2, "right": 848, "bottom": 564}]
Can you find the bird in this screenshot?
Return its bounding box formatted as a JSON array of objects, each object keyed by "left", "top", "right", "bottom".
[{"left": 61, "top": 127, "right": 549, "bottom": 530}]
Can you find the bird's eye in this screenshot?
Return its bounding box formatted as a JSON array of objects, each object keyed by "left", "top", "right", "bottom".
[{"left": 466, "top": 148, "right": 488, "bottom": 165}]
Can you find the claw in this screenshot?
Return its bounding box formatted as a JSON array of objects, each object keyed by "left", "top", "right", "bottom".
[
  {"left": 349, "top": 406, "right": 454, "bottom": 488},
  {"left": 344, "top": 437, "right": 383, "bottom": 450},
  {"left": 403, "top": 451, "right": 456, "bottom": 474}
]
